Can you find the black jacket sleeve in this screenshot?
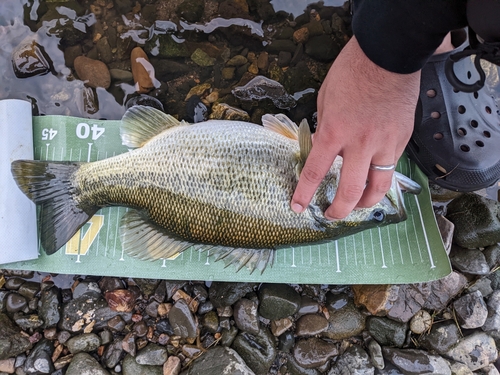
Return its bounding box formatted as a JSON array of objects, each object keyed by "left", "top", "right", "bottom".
[
  {"left": 467, "top": 0, "right": 500, "bottom": 42},
  {"left": 351, "top": 0, "right": 471, "bottom": 73}
]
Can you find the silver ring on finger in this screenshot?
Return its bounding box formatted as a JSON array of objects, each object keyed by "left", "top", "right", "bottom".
[{"left": 369, "top": 163, "right": 396, "bottom": 171}]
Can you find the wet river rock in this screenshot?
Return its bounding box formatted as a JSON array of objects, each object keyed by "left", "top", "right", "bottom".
[
  {"left": 0, "top": 313, "right": 32, "bottom": 360},
  {"left": 293, "top": 337, "right": 338, "bottom": 369},
  {"left": 444, "top": 332, "right": 497, "bottom": 371},
  {"left": 258, "top": 283, "right": 301, "bottom": 320},
  {"left": 232, "top": 325, "right": 276, "bottom": 375},
  {"left": 328, "top": 345, "right": 374, "bottom": 375},
  {"left": 383, "top": 348, "right": 451, "bottom": 375},
  {"left": 66, "top": 352, "right": 110, "bottom": 375},
  {"left": 323, "top": 293, "right": 365, "bottom": 339},
  {"left": 446, "top": 193, "right": 500, "bottom": 248},
  {"left": 208, "top": 282, "right": 256, "bottom": 308},
  {"left": 169, "top": 298, "right": 197, "bottom": 340}
]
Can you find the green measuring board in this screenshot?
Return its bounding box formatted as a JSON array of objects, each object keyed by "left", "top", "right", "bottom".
[{"left": 3, "top": 115, "right": 451, "bottom": 284}]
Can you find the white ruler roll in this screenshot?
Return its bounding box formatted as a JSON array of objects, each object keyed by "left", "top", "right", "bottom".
[{"left": 0, "top": 99, "right": 39, "bottom": 264}]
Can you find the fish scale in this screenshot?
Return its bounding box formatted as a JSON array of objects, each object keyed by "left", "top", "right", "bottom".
[{"left": 10, "top": 106, "right": 421, "bottom": 273}]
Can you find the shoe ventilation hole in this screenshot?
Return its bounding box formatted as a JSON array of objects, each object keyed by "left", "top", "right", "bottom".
[
  {"left": 434, "top": 164, "right": 447, "bottom": 177},
  {"left": 458, "top": 128, "right": 467, "bottom": 136},
  {"left": 486, "top": 106, "right": 492, "bottom": 114},
  {"left": 426, "top": 89, "right": 436, "bottom": 98},
  {"left": 467, "top": 71, "right": 472, "bottom": 79},
  {"left": 431, "top": 111, "right": 441, "bottom": 119},
  {"left": 484, "top": 131, "right": 491, "bottom": 138},
  {"left": 458, "top": 105, "right": 466, "bottom": 114},
  {"left": 474, "top": 92, "right": 479, "bottom": 99},
  {"left": 476, "top": 140, "right": 484, "bottom": 147},
  {"left": 471, "top": 119, "right": 478, "bottom": 128},
  {"left": 434, "top": 132, "right": 443, "bottom": 140},
  {"left": 460, "top": 144, "right": 470, "bottom": 152}
]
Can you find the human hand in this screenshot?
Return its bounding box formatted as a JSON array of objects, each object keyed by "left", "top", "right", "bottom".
[{"left": 291, "top": 36, "right": 421, "bottom": 219}]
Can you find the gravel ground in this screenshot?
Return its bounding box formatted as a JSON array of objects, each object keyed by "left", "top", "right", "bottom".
[{"left": 1, "top": 0, "right": 500, "bottom": 374}]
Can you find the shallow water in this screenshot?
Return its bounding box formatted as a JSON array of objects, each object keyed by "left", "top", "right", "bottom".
[{"left": 0, "top": 0, "right": 348, "bottom": 121}]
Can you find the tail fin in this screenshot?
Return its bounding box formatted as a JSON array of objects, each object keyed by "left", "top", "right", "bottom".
[{"left": 11, "top": 160, "right": 97, "bottom": 255}]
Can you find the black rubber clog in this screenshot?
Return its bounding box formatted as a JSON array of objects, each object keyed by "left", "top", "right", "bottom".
[{"left": 406, "top": 36, "right": 500, "bottom": 192}]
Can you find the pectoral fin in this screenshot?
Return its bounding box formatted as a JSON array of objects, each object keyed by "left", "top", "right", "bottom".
[
  {"left": 298, "top": 119, "right": 312, "bottom": 165},
  {"left": 262, "top": 113, "right": 298, "bottom": 140},
  {"left": 295, "top": 118, "right": 313, "bottom": 176}
]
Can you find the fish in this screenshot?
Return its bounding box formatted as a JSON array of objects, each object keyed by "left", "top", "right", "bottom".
[{"left": 11, "top": 105, "right": 421, "bottom": 274}]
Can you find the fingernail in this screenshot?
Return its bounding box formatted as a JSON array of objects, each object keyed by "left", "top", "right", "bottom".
[
  {"left": 325, "top": 214, "right": 338, "bottom": 221},
  {"left": 291, "top": 203, "right": 303, "bottom": 213}
]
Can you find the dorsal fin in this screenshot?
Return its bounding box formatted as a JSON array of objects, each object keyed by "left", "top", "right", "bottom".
[
  {"left": 298, "top": 118, "right": 312, "bottom": 164},
  {"left": 262, "top": 114, "right": 298, "bottom": 140},
  {"left": 121, "top": 105, "right": 186, "bottom": 148}
]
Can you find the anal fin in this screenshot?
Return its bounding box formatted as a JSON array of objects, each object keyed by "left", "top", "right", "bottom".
[
  {"left": 199, "top": 246, "right": 274, "bottom": 274},
  {"left": 120, "top": 210, "right": 194, "bottom": 261},
  {"left": 121, "top": 209, "right": 275, "bottom": 274}
]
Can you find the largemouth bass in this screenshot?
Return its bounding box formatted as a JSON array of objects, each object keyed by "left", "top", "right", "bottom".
[{"left": 11, "top": 106, "right": 421, "bottom": 273}]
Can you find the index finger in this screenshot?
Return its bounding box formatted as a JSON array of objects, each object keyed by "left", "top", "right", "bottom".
[{"left": 291, "top": 135, "right": 340, "bottom": 213}]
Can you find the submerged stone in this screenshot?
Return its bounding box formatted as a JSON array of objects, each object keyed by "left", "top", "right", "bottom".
[
  {"left": 191, "top": 48, "right": 216, "bottom": 67},
  {"left": 209, "top": 102, "right": 250, "bottom": 121},
  {"left": 145, "top": 34, "right": 190, "bottom": 58},
  {"left": 74, "top": 56, "right": 111, "bottom": 89},
  {"left": 11, "top": 36, "right": 53, "bottom": 78},
  {"left": 176, "top": 0, "right": 205, "bottom": 22},
  {"left": 232, "top": 75, "right": 296, "bottom": 110}
]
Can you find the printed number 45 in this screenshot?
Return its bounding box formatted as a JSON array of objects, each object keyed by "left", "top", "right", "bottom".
[{"left": 41, "top": 128, "right": 57, "bottom": 141}]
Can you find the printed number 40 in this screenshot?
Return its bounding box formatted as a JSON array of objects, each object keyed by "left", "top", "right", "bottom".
[{"left": 76, "top": 123, "right": 105, "bottom": 140}]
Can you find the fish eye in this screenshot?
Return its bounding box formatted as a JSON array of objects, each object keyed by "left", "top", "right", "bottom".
[{"left": 371, "top": 210, "right": 385, "bottom": 222}]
